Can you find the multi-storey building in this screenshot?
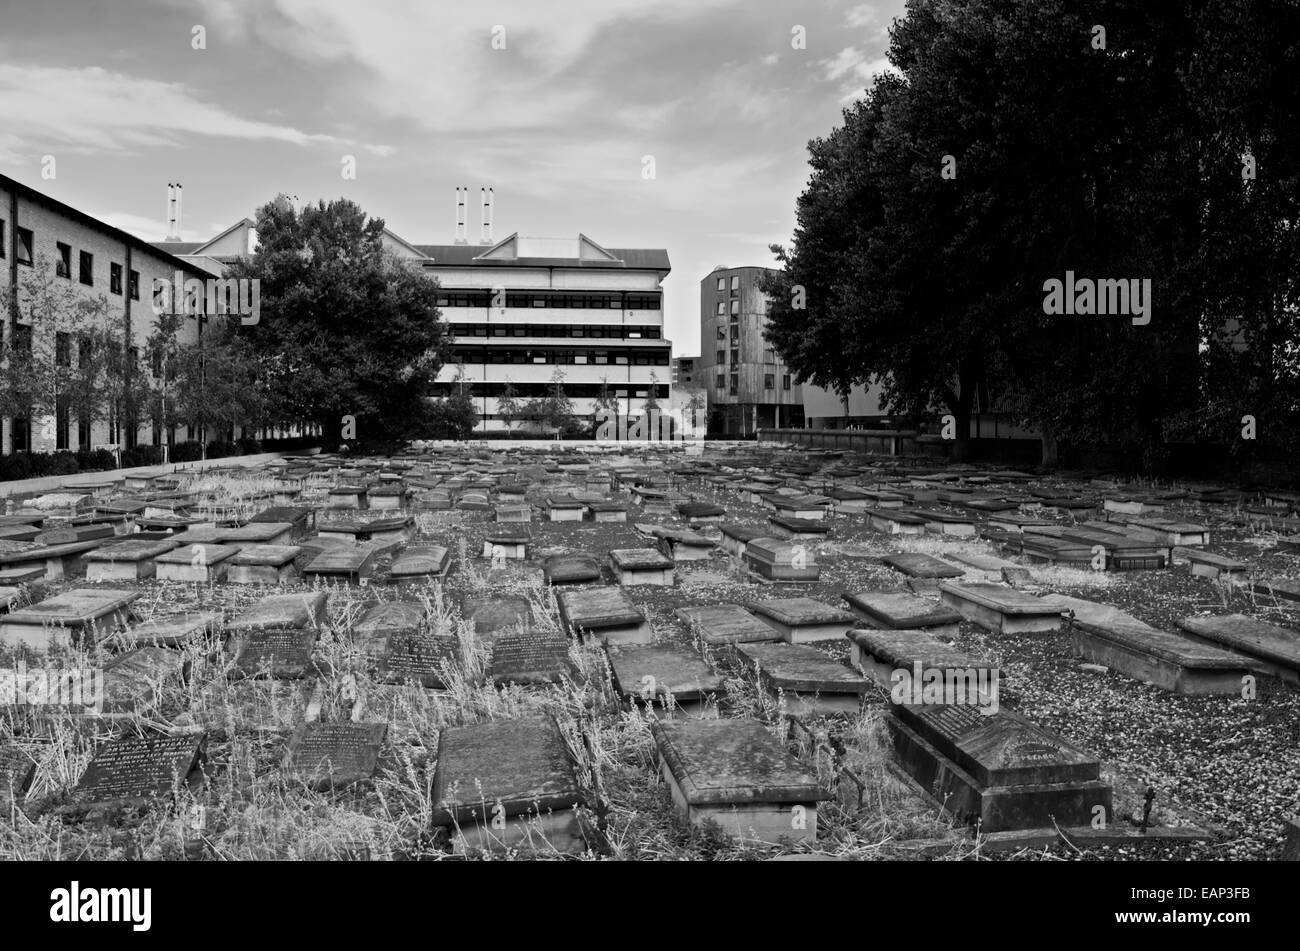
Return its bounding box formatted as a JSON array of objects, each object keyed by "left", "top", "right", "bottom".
[
  {"left": 2, "top": 173, "right": 214, "bottom": 456},
  {"left": 698, "top": 265, "right": 802, "bottom": 436}
]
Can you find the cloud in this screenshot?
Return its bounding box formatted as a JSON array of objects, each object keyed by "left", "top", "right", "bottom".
[
  {"left": 822, "top": 46, "right": 898, "bottom": 101},
  {"left": 0, "top": 65, "right": 342, "bottom": 156},
  {"left": 97, "top": 210, "right": 209, "bottom": 243}
]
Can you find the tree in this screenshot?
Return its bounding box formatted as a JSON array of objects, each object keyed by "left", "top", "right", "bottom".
[
  {"left": 496, "top": 377, "right": 521, "bottom": 439},
  {"left": 229, "top": 195, "right": 450, "bottom": 449},
  {"left": 528, "top": 367, "right": 578, "bottom": 439}
]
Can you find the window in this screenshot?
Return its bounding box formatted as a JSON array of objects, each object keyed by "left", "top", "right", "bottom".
[
  {"left": 594, "top": 351, "right": 609, "bottom": 365},
  {"left": 56, "top": 242, "right": 71, "bottom": 278},
  {"left": 716, "top": 302, "right": 725, "bottom": 315},
  {"left": 56, "top": 399, "right": 69, "bottom": 451},
  {"left": 78, "top": 413, "right": 90, "bottom": 450},
  {"left": 615, "top": 354, "right": 628, "bottom": 365},
  {"left": 715, "top": 374, "right": 725, "bottom": 389},
  {"left": 764, "top": 348, "right": 775, "bottom": 363},
  {"left": 729, "top": 374, "right": 738, "bottom": 396},
  {"left": 730, "top": 299, "right": 740, "bottom": 315},
  {"left": 716, "top": 349, "right": 725, "bottom": 364},
  {"left": 716, "top": 277, "right": 725, "bottom": 291},
  {"left": 716, "top": 326, "right": 726, "bottom": 340},
  {"left": 55, "top": 332, "right": 70, "bottom": 367},
  {"left": 129, "top": 270, "right": 140, "bottom": 300},
  {"left": 110, "top": 263, "right": 123, "bottom": 295},
  {"left": 0, "top": 219, "right": 5, "bottom": 258},
  {"left": 783, "top": 374, "right": 792, "bottom": 390},
  {"left": 16, "top": 227, "right": 33, "bottom": 266},
  {"left": 764, "top": 373, "right": 775, "bottom": 389},
  {"left": 730, "top": 325, "right": 739, "bottom": 341},
  {"left": 79, "top": 251, "right": 93, "bottom": 286},
  {"left": 730, "top": 348, "right": 739, "bottom": 364}
]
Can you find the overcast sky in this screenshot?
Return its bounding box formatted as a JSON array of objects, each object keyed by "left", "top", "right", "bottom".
[{"left": 0, "top": 0, "right": 903, "bottom": 349}]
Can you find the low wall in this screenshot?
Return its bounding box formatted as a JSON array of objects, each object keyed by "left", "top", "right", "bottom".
[
  {"left": 757, "top": 428, "right": 920, "bottom": 455},
  {"left": 0, "top": 450, "right": 316, "bottom": 499}
]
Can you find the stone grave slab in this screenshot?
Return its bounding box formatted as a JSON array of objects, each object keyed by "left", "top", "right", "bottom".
[
  {"left": 432, "top": 717, "right": 586, "bottom": 853},
  {"left": 945, "top": 552, "right": 1021, "bottom": 575},
  {"left": 865, "top": 508, "right": 926, "bottom": 536},
  {"left": 673, "top": 604, "right": 781, "bottom": 645},
  {"left": 883, "top": 552, "right": 964, "bottom": 580},
  {"left": 83, "top": 538, "right": 178, "bottom": 581},
  {"left": 154, "top": 542, "right": 239, "bottom": 583},
  {"left": 67, "top": 734, "right": 206, "bottom": 812},
  {"left": 743, "top": 537, "right": 819, "bottom": 581},
  {"left": 0, "top": 567, "right": 44, "bottom": 585},
  {"left": 463, "top": 595, "right": 533, "bottom": 645},
  {"left": 0, "top": 586, "right": 20, "bottom": 613},
  {"left": 34, "top": 523, "right": 116, "bottom": 546},
  {"left": 99, "top": 647, "right": 187, "bottom": 717},
  {"left": 585, "top": 501, "right": 628, "bottom": 523},
  {"left": 226, "top": 544, "right": 303, "bottom": 585},
  {"left": 609, "top": 548, "right": 675, "bottom": 586},
  {"left": 653, "top": 527, "right": 715, "bottom": 563},
  {"left": 1040, "top": 594, "right": 1249, "bottom": 694},
  {"left": 770, "top": 496, "right": 829, "bottom": 520},
  {"left": 557, "top": 586, "right": 651, "bottom": 644},
  {"left": 303, "top": 544, "right": 376, "bottom": 584},
  {"left": 354, "top": 600, "right": 427, "bottom": 639},
  {"left": 488, "top": 629, "right": 574, "bottom": 685},
  {"left": 1103, "top": 497, "right": 1164, "bottom": 516},
  {"left": 767, "top": 516, "right": 831, "bottom": 541},
  {"left": 216, "top": 521, "right": 297, "bottom": 547},
  {"left": 227, "top": 591, "right": 329, "bottom": 632},
  {"left": 0, "top": 539, "right": 111, "bottom": 581},
  {"left": 842, "top": 589, "right": 962, "bottom": 637},
  {"left": 123, "top": 612, "right": 220, "bottom": 647},
  {"left": 494, "top": 503, "right": 532, "bottom": 524},
  {"left": 368, "top": 484, "right": 408, "bottom": 510},
  {"left": 0, "top": 746, "right": 36, "bottom": 810},
  {"left": 887, "top": 703, "right": 1110, "bottom": 832},
  {"left": 1169, "top": 548, "right": 1246, "bottom": 581},
  {"left": 482, "top": 527, "right": 530, "bottom": 561},
  {"left": 987, "top": 514, "right": 1055, "bottom": 534},
  {"left": 547, "top": 497, "right": 585, "bottom": 522},
  {"left": 372, "top": 632, "right": 459, "bottom": 688},
  {"left": 747, "top": 597, "right": 857, "bottom": 644},
  {"left": 1122, "top": 518, "right": 1210, "bottom": 547},
  {"left": 652, "top": 718, "right": 829, "bottom": 844},
  {"left": 0, "top": 588, "right": 140, "bottom": 651},
  {"left": 909, "top": 508, "right": 978, "bottom": 537},
  {"left": 0, "top": 525, "right": 40, "bottom": 543},
  {"left": 1177, "top": 614, "right": 1300, "bottom": 683},
  {"left": 1018, "top": 534, "right": 1096, "bottom": 568},
  {"left": 677, "top": 501, "right": 725, "bottom": 524},
  {"left": 250, "top": 505, "right": 314, "bottom": 538},
  {"left": 718, "top": 524, "right": 767, "bottom": 557},
  {"left": 388, "top": 545, "right": 451, "bottom": 581},
  {"left": 606, "top": 644, "right": 724, "bottom": 717},
  {"left": 846, "top": 627, "right": 990, "bottom": 692},
  {"left": 734, "top": 641, "right": 868, "bottom": 715},
  {"left": 230, "top": 627, "right": 319, "bottom": 679},
  {"left": 284, "top": 722, "right": 387, "bottom": 790},
  {"left": 542, "top": 552, "right": 603, "bottom": 586},
  {"left": 1247, "top": 578, "right": 1300, "bottom": 605},
  {"left": 938, "top": 582, "right": 1064, "bottom": 634}
]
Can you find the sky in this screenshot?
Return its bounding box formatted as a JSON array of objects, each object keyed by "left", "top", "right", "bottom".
[{"left": 0, "top": 0, "right": 904, "bottom": 350}]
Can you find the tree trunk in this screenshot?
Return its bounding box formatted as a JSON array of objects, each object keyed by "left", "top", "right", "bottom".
[{"left": 1039, "top": 422, "right": 1059, "bottom": 470}]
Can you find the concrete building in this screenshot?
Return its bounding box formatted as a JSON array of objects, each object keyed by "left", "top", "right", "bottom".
[{"left": 2, "top": 174, "right": 214, "bottom": 456}]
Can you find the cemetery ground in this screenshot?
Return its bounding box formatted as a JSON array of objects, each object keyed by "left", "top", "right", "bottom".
[{"left": 0, "top": 453, "right": 1298, "bottom": 861}]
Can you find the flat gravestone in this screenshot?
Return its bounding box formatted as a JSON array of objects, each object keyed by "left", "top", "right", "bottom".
[
  {"left": 82, "top": 538, "right": 178, "bottom": 581},
  {"left": 653, "top": 528, "right": 715, "bottom": 562},
  {"left": 284, "top": 722, "right": 387, "bottom": 790},
  {"left": 674, "top": 604, "right": 781, "bottom": 645},
  {"left": 34, "top": 523, "right": 115, "bottom": 546},
  {"left": 230, "top": 628, "right": 319, "bottom": 679},
  {"left": 744, "top": 537, "right": 819, "bottom": 581},
  {"left": 747, "top": 597, "right": 857, "bottom": 644},
  {"left": 217, "top": 521, "right": 297, "bottom": 546},
  {"left": 846, "top": 627, "right": 988, "bottom": 690},
  {"left": 945, "top": 552, "right": 1020, "bottom": 574},
  {"left": 68, "top": 734, "right": 206, "bottom": 810},
  {"left": 155, "top": 543, "right": 240, "bottom": 583},
  {"left": 1248, "top": 578, "right": 1300, "bottom": 605},
  {"left": 100, "top": 647, "right": 187, "bottom": 716},
  {"left": 432, "top": 717, "right": 585, "bottom": 853},
  {"left": 938, "top": 582, "right": 1064, "bottom": 634},
  {"left": 609, "top": 548, "right": 675, "bottom": 586},
  {"left": 734, "top": 641, "right": 868, "bottom": 715},
  {"left": 250, "top": 506, "right": 313, "bottom": 537},
  {"left": 463, "top": 596, "right": 533, "bottom": 645},
  {"left": 542, "top": 553, "right": 603, "bottom": 586},
  {"left": 483, "top": 527, "right": 530, "bottom": 560},
  {"left": 842, "top": 589, "right": 962, "bottom": 636},
  {"left": 557, "top": 586, "right": 651, "bottom": 644},
  {"left": 1177, "top": 614, "right": 1300, "bottom": 683},
  {"left": 489, "top": 629, "right": 575, "bottom": 685},
  {"left": 652, "top": 718, "right": 828, "bottom": 845},
  {"left": 227, "top": 592, "right": 329, "bottom": 632},
  {"left": 389, "top": 546, "right": 451, "bottom": 581},
  {"left": 227, "top": 544, "right": 302, "bottom": 584},
  {"left": 883, "top": 552, "right": 964, "bottom": 579},
  {"left": 606, "top": 644, "right": 724, "bottom": 716},
  {"left": 0, "top": 588, "right": 140, "bottom": 651},
  {"left": 889, "top": 703, "right": 1109, "bottom": 832},
  {"left": 0, "top": 746, "right": 37, "bottom": 809},
  {"left": 719, "top": 524, "right": 768, "bottom": 556},
  {"left": 354, "top": 600, "right": 427, "bottom": 639},
  {"left": 374, "top": 633, "right": 460, "bottom": 688},
  {"left": 123, "top": 612, "right": 220, "bottom": 648},
  {"left": 304, "top": 545, "right": 376, "bottom": 584}
]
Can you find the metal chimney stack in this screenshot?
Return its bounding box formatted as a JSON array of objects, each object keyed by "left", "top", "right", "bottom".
[
  {"left": 165, "top": 183, "right": 182, "bottom": 241},
  {"left": 455, "top": 187, "right": 467, "bottom": 244}
]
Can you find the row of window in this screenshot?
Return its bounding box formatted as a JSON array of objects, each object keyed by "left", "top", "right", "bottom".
[
  {"left": 435, "top": 290, "right": 661, "bottom": 310},
  {"left": 714, "top": 348, "right": 780, "bottom": 364},
  {"left": 1, "top": 219, "right": 140, "bottom": 298},
  {"left": 449, "top": 323, "right": 662, "bottom": 340},
  {"left": 451, "top": 347, "right": 671, "bottom": 366},
  {"left": 714, "top": 373, "right": 792, "bottom": 391},
  {"left": 715, "top": 274, "right": 742, "bottom": 292},
  {"left": 432, "top": 382, "right": 671, "bottom": 399}
]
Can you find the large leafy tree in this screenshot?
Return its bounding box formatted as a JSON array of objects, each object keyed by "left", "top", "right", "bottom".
[{"left": 229, "top": 196, "right": 449, "bottom": 448}]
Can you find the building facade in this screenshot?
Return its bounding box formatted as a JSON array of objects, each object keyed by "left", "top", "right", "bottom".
[{"left": 2, "top": 174, "right": 214, "bottom": 456}]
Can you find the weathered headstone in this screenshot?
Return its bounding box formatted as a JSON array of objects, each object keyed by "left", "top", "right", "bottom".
[
  {"left": 230, "top": 627, "right": 319, "bottom": 679},
  {"left": 557, "top": 586, "right": 652, "bottom": 644},
  {"left": 227, "top": 591, "right": 329, "bottom": 632},
  {"left": 303, "top": 545, "right": 376, "bottom": 584},
  {"left": 463, "top": 595, "right": 533, "bottom": 645},
  {"left": 608, "top": 548, "right": 675, "bottom": 586},
  {"left": 1177, "top": 613, "right": 1300, "bottom": 683},
  {"left": 389, "top": 545, "right": 451, "bottom": 581},
  {"left": 284, "top": 722, "right": 387, "bottom": 790},
  {"left": 748, "top": 597, "right": 857, "bottom": 644},
  {"left": 217, "top": 521, "right": 297, "bottom": 547},
  {"left": 481, "top": 528, "right": 529, "bottom": 561},
  {"left": 743, "top": 537, "right": 820, "bottom": 581},
  {"left": 734, "top": 641, "right": 868, "bottom": 715},
  {"left": 606, "top": 644, "right": 724, "bottom": 717},
  {"left": 541, "top": 552, "right": 603, "bottom": 586},
  {"left": 0, "top": 588, "right": 140, "bottom": 650},
  {"left": 373, "top": 632, "right": 460, "bottom": 688},
  {"left": 354, "top": 600, "right": 427, "bottom": 639},
  {"left": 0, "top": 746, "right": 36, "bottom": 810},
  {"left": 82, "top": 538, "right": 178, "bottom": 581},
  {"left": 652, "top": 718, "right": 828, "bottom": 844},
  {"left": 674, "top": 604, "right": 782, "bottom": 645},
  {"left": 883, "top": 552, "right": 964, "bottom": 580},
  {"left": 431, "top": 717, "right": 586, "bottom": 853},
  {"left": 154, "top": 543, "right": 239, "bottom": 583},
  {"left": 100, "top": 647, "right": 187, "bottom": 717},
  {"left": 939, "top": 582, "right": 1064, "bottom": 634},
  {"left": 842, "top": 589, "right": 962, "bottom": 637},
  {"left": 846, "top": 627, "right": 990, "bottom": 691},
  {"left": 68, "top": 733, "right": 206, "bottom": 811},
  {"left": 488, "top": 629, "right": 574, "bottom": 685}
]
